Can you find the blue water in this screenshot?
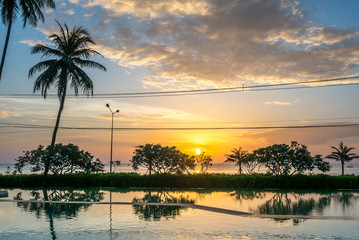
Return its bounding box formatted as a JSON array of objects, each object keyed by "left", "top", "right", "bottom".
[{"left": 1, "top": 163, "right": 358, "bottom": 175}]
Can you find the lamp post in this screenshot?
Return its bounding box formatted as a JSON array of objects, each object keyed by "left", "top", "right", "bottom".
[{"left": 106, "top": 103, "right": 119, "bottom": 173}]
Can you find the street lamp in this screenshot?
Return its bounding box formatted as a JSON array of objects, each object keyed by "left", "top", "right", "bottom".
[{"left": 106, "top": 103, "right": 119, "bottom": 173}]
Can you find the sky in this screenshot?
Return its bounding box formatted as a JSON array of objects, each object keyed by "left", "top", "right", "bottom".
[{"left": 1, "top": 0, "right": 359, "bottom": 165}]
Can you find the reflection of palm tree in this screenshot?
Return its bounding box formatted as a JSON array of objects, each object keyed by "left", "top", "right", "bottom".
[
  {"left": 0, "top": 0, "right": 55, "bottom": 80},
  {"left": 225, "top": 147, "right": 248, "bottom": 175},
  {"left": 29, "top": 22, "right": 106, "bottom": 185},
  {"left": 326, "top": 141, "right": 359, "bottom": 175},
  {"left": 331, "top": 192, "right": 358, "bottom": 215},
  {"left": 132, "top": 191, "right": 194, "bottom": 221},
  {"left": 14, "top": 189, "right": 104, "bottom": 240}
]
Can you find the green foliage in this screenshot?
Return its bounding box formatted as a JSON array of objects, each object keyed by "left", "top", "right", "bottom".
[
  {"left": 15, "top": 143, "right": 104, "bottom": 174},
  {"left": 130, "top": 144, "right": 195, "bottom": 174},
  {"left": 254, "top": 141, "right": 331, "bottom": 176},
  {"left": 191, "top": 152, "right": 213, "bottom": 173},
  {"left": 0, "top": 173, "right": 358, "bottom": 189}
]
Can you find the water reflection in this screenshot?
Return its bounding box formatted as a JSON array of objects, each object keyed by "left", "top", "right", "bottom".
[
  {"left": 230, "top": 190, "right": 359, "bottom": 225},
  {"left": 14, "top": 189, "right": 104, "bottom": 239},
  {"left": 8, "top": 188, "right": 359, "bottom": 230},
  {"left": 132, "top": 191, "right": 195, "bottom": 221}
]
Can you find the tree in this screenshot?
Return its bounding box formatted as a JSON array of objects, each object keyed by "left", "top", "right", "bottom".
[
  {"left": 254, "top": 141, "right": 330, "bottom": 176},
  {"left": 241, "top": 153, "right": 262, "bottom": 174},
  {"left": 326, "top": 141, "right": 359, "bottom": 175},
  {"left": 0, "top": 0, "right": 56, "bottom": 80},
  {"left": 225, "top": 147, "right": 248, "bottom": 175},
  {"left": 191, "top": 152, "right": 213, "bottom": 173},
  {"left": 28, "top": 22, "right": 106, "bottom": 185},
  {"left": 130, "top": 144, "right": 195, "bottom": 174},
  {"left": 113, "top": 160, "right": 121, "bottom": 173},
  {"left": 15, "top": 143, "right": 105, "bottom": 174}
]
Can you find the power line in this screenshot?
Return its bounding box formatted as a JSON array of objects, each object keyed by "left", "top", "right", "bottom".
[
  {"left": 1, "top": 121, "right": 359, "bottom": 131},
  {"left": 1, "top": 76, "right": 359, "bottom": 99},
  {"left": 6, "top": 115, "right": 359, "bottom": 125}
]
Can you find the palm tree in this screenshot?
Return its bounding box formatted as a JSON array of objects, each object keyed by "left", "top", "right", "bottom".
[
  {"left": 0, "top": 0, "right": 56, "bottom": 81},
  {"left": 225, "top": 147, "right": 248, "bottom": 175},
  {"left": 326, "top": 141, "right": 359, "bottom": 175},
  {"left": 28, "top": 22, "right": 106, "bottom": 185}
]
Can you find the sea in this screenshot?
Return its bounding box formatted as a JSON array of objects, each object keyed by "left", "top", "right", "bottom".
[{"left": 0, "top": 163, "right": 358, "bottom": 176}]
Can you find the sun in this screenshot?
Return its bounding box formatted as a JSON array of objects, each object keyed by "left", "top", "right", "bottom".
[{"left": 196, "top": 148, "right": 201, "bottom": 155}]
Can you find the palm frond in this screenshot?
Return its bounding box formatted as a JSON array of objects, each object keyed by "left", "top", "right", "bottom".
[
  {"left": 73, "top": 58, "right": 107, "bottom": 71},
  {"left": 28, "top": 59, "right": 58, "bottom": 77}
]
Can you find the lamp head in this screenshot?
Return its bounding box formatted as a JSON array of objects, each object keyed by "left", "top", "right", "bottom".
[
  {"left": 116, "top": 110, "right": 119, "bottom": 113},
  {"left": 106, "top": 103, "right": 109, "bottom": 108}
]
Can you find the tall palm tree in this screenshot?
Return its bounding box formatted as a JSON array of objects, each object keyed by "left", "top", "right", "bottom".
[
  {"left": 0, "top": 0, "right": 56, "bottom": 81},
  {"left": 29, "top": 22, "right": 106, "bottom": 185},
  {"left": 225, "top": 147, "right": 248, "bottom": 175},
  {"left": 326, "top": 141, "right": 359, "bottom": 175}
]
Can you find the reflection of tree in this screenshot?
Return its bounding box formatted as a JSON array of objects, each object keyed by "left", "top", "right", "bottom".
[
  {"left": 229, "top": 190, "right": 266, "bottom": 203},
  {"left": 229, "top": 190, "right": 359, "bottom": 226},
  {"left": 14, "top": 189, "right": 104, "bottom": 219},
  {"left": 254, "top": 192, "right": 332, "bottom": 225},
  {"left": 132, "top": 191, "right": 195, "bottom": 221},
  {"left": 330, "top": 192, "right": 359, "bottom": 215},
  {"left": 14, "top": 189, "right": 104, "bottom": 240}
]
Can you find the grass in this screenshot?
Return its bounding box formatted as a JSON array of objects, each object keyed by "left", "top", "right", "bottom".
[{"left": 0, "top": 173, "right": 358, "bottom": 189}]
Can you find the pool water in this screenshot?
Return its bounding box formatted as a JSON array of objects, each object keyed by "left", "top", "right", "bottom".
[{"left": 1, "top": 189, "right": 359, "bottom": 239}]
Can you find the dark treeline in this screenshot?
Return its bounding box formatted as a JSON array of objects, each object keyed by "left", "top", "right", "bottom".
[{"left": 1, "top": 173, "right": 358, "bottom": 189}]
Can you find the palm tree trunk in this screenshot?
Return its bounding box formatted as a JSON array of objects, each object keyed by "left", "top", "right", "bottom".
[
  {"left": 0, "top": 15, "right": 13, "bottom": 81},
  {"left": 341, "top": 160, "right": 344, "bottom": 176},
  {"left": 42, "top": 86, "right": 67, "bottom": 187}
]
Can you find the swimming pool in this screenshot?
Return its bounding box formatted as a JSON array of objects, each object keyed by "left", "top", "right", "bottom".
[{"left": 1, "top": 189, "right": 359, "bottom": 239}]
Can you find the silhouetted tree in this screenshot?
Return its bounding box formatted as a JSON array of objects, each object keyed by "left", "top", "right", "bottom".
[
  {"left": 254, "top": 141, "right": 330, "bottom": 176},
  {"left": 131, "top": 144, "right": 195, "bottom": 174},
  {"left": 326, "top": 141, "right": 359, "bottom": 175},
  {"left": 29, "top": 22, "right": 106, "bottom": 186},
  {"left": 191, "top": 152, "right": 213, "bottom": 173},
  {"left": 225, "top": 147, "right": 248, "bottom": 175},
  {"left": 0, "top": 0, "right": 55, "bottom": 80},
  {"left": 15, "top": 143, "right": 104, "bottom": 174}
]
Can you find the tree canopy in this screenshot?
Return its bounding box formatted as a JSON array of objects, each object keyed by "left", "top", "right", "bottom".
[
  {"left": 254, "top": 141, "right": 330, "bottom": 176},
  {"left": 15, "top": 143, "right": 104, "bottom": 174},
  {"left": 130, "top": 144, "right": 195, "bottom": 174}
]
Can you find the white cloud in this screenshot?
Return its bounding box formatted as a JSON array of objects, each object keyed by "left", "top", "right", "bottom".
[
  {"left": 265, "top": 101, "right": 292, "bottom": 106},
  {"left": 47, "top": 0, "right": 359, "bottom": 89},
  {"left": 19, "top": 40, "right": 44, "bottom": 47},
  {"left": 65, "top": 9, "right": 75, "bottom": 15}
]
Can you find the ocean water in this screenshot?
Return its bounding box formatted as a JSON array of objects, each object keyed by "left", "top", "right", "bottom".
[{"left": 0, "top": 162, "right": 358, "bottom": 176}]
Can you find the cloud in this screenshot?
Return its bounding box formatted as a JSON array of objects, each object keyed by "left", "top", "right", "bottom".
[
  {"left": 87, "top": 102, "right": 212, "bottom": 126},
  {"left": 19, "top": 40, "right": 45, "bottom": 47},
  {"left": 0, "top": 110, "right": 20, "bottom": 118},
  {"left": 65, "top": 9, "right": 75, "bottom": 15},
  {"left": 265, "top": 101, "right": 292, "bottom": 106},
  {"left": 48, "top": 0, "right": 359, "bottom": 89}
]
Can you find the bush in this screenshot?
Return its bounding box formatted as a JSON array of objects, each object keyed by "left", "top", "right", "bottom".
[{"left": 0, "top": 173, "right": 358, "bottom": 189}]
